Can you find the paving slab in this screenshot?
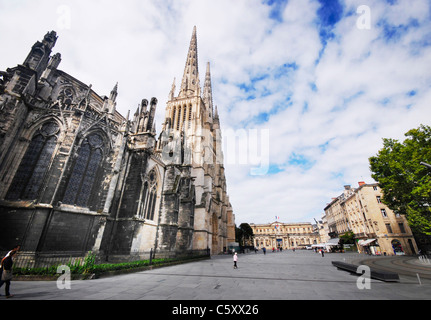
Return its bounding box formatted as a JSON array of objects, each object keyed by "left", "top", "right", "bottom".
[{"left": 3, "top": 251, "right": 431, "bottom": 301}]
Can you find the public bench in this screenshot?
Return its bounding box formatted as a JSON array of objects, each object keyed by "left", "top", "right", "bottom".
[{"left": 332, "top": 261, "right": 400, "bottom": 282}]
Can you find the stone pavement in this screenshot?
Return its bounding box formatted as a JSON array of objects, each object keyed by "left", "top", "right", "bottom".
[{"left": 4, "top": 250, "right": 431, "bottom": 301}]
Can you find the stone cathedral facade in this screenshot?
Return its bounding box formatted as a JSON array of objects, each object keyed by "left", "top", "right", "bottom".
[{"left": 0, "top": 28, "right": 235, "bottom": 263}]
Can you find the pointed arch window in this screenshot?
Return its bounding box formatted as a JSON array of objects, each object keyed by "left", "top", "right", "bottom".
[
  {"left": 6, "top": 121, "right": 59, "bottom": 201},
  {"left": 172, "top": 107, "right": 177, "bottom": 130},
  {"left": 138, "top": 169, "right": 158, "bottom": 221},
  {"left": 182, "top": 105, "right": 187, "bottom": 126},
  {"left": 188, "top": 105, "right": 192, "bottom": 129},
  {"left": 62, "top": 133, "right": 104, "bottom": 208},
  {"left": 176, "top": 106, "right": 181, "bottom": 130}
]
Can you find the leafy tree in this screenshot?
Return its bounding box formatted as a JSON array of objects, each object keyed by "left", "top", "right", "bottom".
[
  {"left": 340, "top": 231, "right": 355, "bottom": 245},
  {"left": 369, "top": 125, "right": 431, "bottom": 235},
  {"left": 235, "top": 223, "right": 254, "bottom": 246}
]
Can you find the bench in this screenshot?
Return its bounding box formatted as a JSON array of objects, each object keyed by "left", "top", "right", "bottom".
[{"left": 332, "top": 261, "right": 400, "bottom": 282}]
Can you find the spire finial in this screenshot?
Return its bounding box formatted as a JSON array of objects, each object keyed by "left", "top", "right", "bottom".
[
  {"left": 169, "top": 78, "right": 176, "bottom": 100},
  {"left": 203, "top": 62, "right": 214, "bottom": 117},
  {"left": 110, "top": 82, "right": 118, "bottom": 102},
  {"left": 179, "top": 26, "right": 200, "bottom": 98}
]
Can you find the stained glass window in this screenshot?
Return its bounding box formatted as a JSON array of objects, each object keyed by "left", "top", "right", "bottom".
[
  {"left": 63, "top": 133, "right": 104, "bottom": 207},
  {"left": 6, "top": 122, "right": 59, "bottom": 200}
]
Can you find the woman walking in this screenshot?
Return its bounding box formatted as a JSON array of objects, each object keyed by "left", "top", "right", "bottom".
[
  {"left": 233, "top": 252, "right": 238, "bottom": 269},
  {"left": 0, "top": 250, "right": 16, "bottom": 298}
]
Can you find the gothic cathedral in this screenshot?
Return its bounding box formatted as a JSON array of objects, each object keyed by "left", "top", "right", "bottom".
[{"left": 0, "top": 28, "right": 235, "bottom": 263}]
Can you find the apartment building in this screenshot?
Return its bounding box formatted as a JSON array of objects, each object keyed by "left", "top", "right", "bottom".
[{"left": 324, "top": 182, "right": 418, "bottom": 256}]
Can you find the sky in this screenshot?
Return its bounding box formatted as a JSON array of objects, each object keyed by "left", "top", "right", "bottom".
[{"left": 1, "top": 0, "right": 431, "bottom": 225}]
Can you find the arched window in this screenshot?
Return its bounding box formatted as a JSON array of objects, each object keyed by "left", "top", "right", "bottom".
[
  {"left": 188, "top": 105, "right": 192, "bottom": 129},
  {"left": 176, "top": 106, "right": 181, "bottom": 130},
  {"left": 172, "top": 107, "right": 177, "bottom": 130},
  {"left": 182, "top": 105, "right": 187, "bottom": 130},
  {"left": 6, "top": 121, "right": 59, "bottom": 201},
  {"left": 139, "top": 169, "right": 158, "bottom": 221},
  {"left": 62, "top": 133, "right": 105, "bottom": 207}
]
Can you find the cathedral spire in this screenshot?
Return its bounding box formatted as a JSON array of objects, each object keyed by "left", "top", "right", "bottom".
[
  {"left": 169, "top": 78, "right": 176, "bottom": 100},
  {"left": 203, "top": 62, "right": 214, "bottom": 118},
  {"left": 110, "top": 82, "right": 118, "bottom": 102},
  {"left": 179, "top": 26, "right": 200, "bottom": 98}
]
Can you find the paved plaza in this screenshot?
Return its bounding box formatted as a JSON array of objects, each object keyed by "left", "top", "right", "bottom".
[{"left": 4, "top": 250, "right": 431, "bottom": 301}]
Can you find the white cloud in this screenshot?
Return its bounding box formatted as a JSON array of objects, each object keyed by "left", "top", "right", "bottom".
[{"left": 1, "top": 0, "right": 430, "bottom": 225}]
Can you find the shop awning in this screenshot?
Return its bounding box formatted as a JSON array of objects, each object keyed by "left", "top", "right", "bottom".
[
  {"left": 312, "top": 243, "right": 326, "bottom": 248},
  {"left": 358, "top": 239, "right": 376, "bottom": 246},
  {"left": 325, "top": 238, "right": 340, "bottom": 246}
]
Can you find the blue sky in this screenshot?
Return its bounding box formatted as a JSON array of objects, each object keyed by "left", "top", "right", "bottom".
[{"left": 1, "top": 0, "right": 430, "bottom": 225}]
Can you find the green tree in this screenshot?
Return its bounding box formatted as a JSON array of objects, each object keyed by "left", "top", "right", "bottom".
[
  {"left": 340, "top": 231, "right": 355, "bottom": 245},
  {"left": 369, "top": 125, "right": 431, "bottom": 235},
  {"left": 235, "top": 223, "right": 254, "bottom": 246}
]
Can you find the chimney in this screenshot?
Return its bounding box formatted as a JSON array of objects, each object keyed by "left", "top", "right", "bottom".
[{"left": 358, "top": 181, "right": 366, "bottom": 187}]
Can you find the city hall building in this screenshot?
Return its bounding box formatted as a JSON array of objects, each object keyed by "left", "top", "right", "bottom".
[{"left": 250, "top": 222, "right": 320, "bottom": 250}]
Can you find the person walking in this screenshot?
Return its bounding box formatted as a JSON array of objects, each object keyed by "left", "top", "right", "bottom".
[
  {"left": 0, "top": 250, "right": 16, "bottom": 298},
  {"left": 233, "top": 252, "right": 238, "bottom": 269},
  {"left": 4, "top": 245, "right": 20, "bottom": 258}
]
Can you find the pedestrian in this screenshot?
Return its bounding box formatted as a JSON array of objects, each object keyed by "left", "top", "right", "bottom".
[
  {"left": 233, "top": 252, "right": 238, "bottom": 269},
  {"left": 320, "top": 249, "right": 325, "bottom": 257},
  {"left": 3, "top": 245, "right": 20, "bottom": 260},
  {"left": 0, "top": 250, "right": 16, "bottom": 298},
  {"left": 262, "top": 247, "right": 266, "bottom": 255}
]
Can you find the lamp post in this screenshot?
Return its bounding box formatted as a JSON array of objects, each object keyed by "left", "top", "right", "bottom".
[{"left": 420, "top": 162, "right": 431, "bottom": 170}]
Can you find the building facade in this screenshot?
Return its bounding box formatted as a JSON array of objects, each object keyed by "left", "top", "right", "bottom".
[
  {"left": 250, "top": 222, "right": 320, "bottom": 250},
  {"left": 324, "top": 182, "right": 418, "bottom": 255},
  {"left": 324, "top": 185, "right": 355, "bottom": 239},
  {"left": 0, "top": 28, "right": 235, "bottom": 265}
]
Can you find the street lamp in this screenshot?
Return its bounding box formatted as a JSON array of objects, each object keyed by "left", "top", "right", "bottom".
[{"left": 420, "top": 162, "right": 431, "bottom": 170}]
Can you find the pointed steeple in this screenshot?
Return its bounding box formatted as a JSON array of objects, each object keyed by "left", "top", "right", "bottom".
[
  {"left": 179, "top": 26, "right": 200, "bottom": 98},
  {"left": 169, "top": 78, "right": 176, "bottom": 100},
  {"left": 203, "top": 62, "right": 214, "bottom": 118},
  {"left": 110, "top": 82, "right": 118, "bottom": 102}
]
